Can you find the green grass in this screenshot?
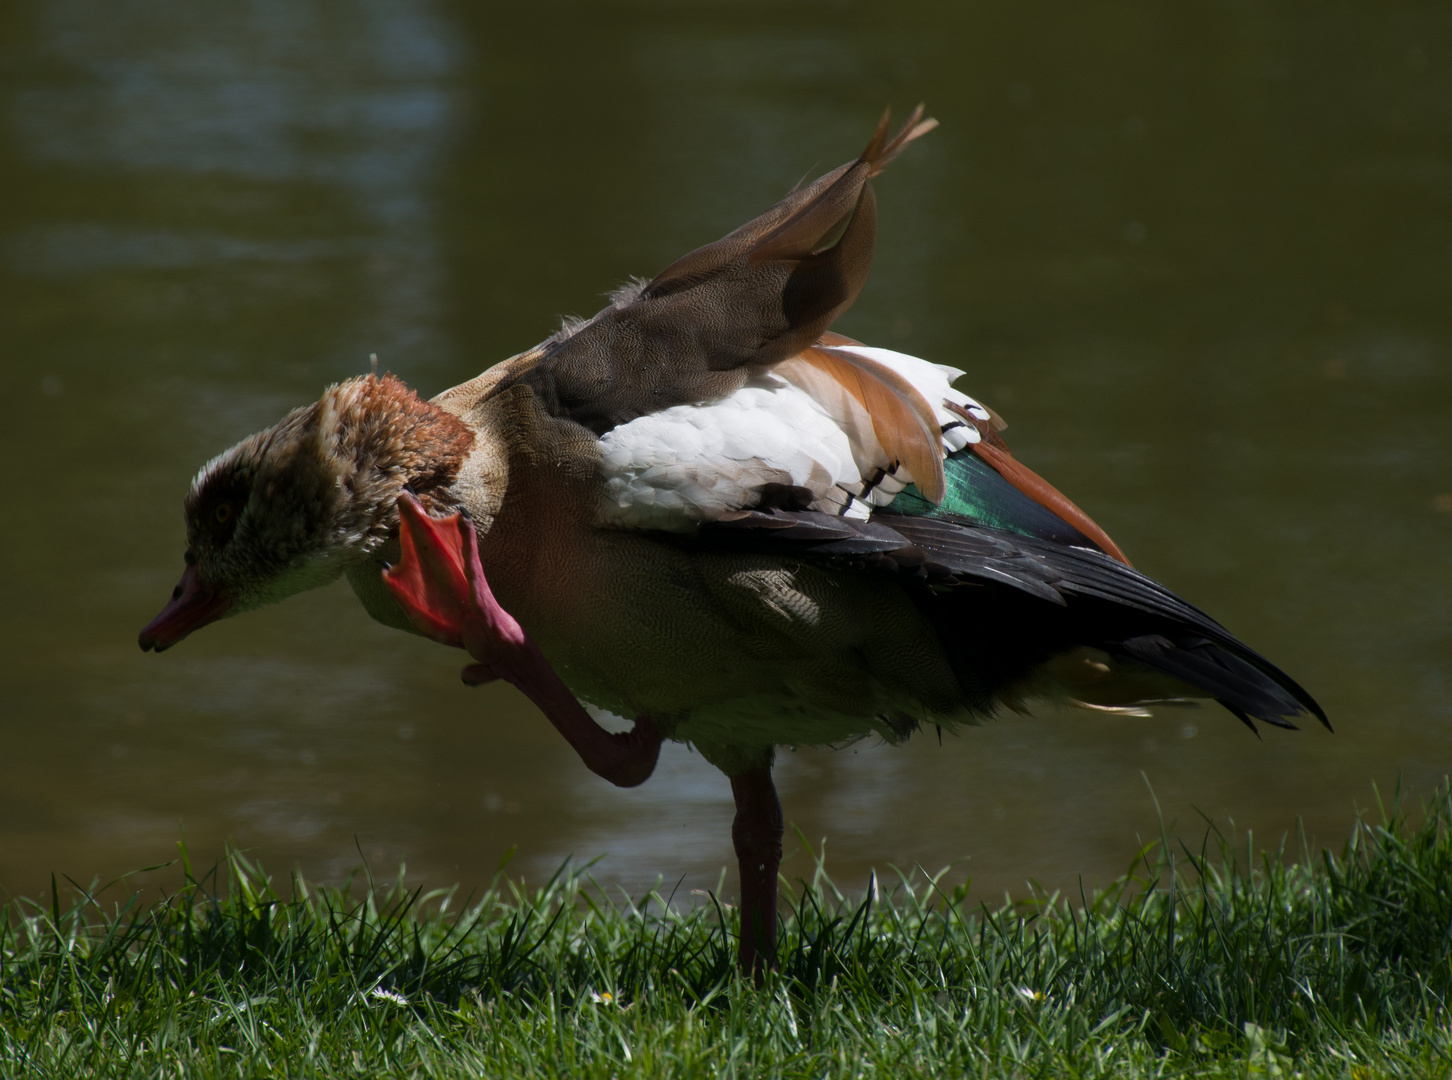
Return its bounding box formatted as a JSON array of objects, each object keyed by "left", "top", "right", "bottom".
[{"left": 3, "top": 784, "right": 1451, "bottom": 1078}]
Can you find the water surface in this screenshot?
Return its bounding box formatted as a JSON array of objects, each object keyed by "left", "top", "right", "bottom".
[{"left": 2, "top": 0, "right": 1450, "bottom": 904}]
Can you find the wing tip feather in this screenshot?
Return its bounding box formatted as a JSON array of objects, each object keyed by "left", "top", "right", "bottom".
[{"left": 863, "top": 103, "right": 939, "bottom": 178}]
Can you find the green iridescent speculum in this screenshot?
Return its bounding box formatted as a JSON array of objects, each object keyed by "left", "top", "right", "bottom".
[{"left": 886, "top": 449, "right": 1092, "bottom": 547}]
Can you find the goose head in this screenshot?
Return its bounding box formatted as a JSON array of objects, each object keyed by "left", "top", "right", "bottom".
[{"left": 139, "top": 373, "right": 474, "bottom": 652}]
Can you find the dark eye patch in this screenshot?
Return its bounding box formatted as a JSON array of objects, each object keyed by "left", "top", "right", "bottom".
[{"left": 198, "top": 477, "right": 250, "bottom": 546}]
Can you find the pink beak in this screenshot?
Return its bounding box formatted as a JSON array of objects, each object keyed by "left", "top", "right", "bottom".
[{"left": 138, "top": 563, "right": 231, "bottom": 652}]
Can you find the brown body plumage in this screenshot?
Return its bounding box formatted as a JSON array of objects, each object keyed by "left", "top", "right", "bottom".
[{"left": 140, "top": 108, "right": 1324, "bottom": 972}]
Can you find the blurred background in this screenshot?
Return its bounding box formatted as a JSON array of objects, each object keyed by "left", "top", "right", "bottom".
[{"left": 1, "top": 0, "right": 1449, "bottom": 906}]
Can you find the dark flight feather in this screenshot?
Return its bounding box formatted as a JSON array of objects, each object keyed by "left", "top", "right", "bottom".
[{"left": 693, "top": 506, "right": 1327, "bottom": 731}]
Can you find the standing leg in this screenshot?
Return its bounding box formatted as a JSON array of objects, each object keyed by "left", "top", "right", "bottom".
[{"left": 730, "top": 764, "right": 783, "bottom": 977}]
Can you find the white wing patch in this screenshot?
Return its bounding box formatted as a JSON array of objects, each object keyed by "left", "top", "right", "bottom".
[
  {"left": 597, "top": 377, "right": 855, "bottom": 530},
  {"left": 597, "top": 345, "right": 995, "bottom": 530}
]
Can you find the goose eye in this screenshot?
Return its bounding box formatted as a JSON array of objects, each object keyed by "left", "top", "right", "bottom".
[{"left": 213, "top": 503, "right": 232, "bottom": 525}]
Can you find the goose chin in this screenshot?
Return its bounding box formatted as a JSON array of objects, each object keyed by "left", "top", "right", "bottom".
[{"left": 138, "top": 564, "right": 231, "bottom": 652}]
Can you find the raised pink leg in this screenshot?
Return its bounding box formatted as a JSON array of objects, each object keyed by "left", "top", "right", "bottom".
[
  {"left": 731, "top": 765, "right": 783, "bottom": 977},
  {"left": 384, "top": 494, "right": 661, "bottom": 788}
]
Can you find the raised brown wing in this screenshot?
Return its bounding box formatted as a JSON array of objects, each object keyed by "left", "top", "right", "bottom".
[{"left": 501, "top": 107, "right": 936, "bottom": 436}]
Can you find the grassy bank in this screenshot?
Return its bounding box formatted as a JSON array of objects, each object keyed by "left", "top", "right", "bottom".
[{"left": 2, "top": 785, "right": 1450, "bottom": 1078}]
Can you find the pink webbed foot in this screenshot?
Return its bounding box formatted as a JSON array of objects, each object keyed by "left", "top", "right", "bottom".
[
  {"left": 383, "top": 493, "right": 662, "bottom": 788},
  {"left": 383, "top": 492, "right": 527, "bottom": 677}
]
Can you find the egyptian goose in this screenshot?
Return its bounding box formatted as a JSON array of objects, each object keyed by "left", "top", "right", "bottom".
[{"left": 139, "top": 107, "right": 1325, "bottom": 974}]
